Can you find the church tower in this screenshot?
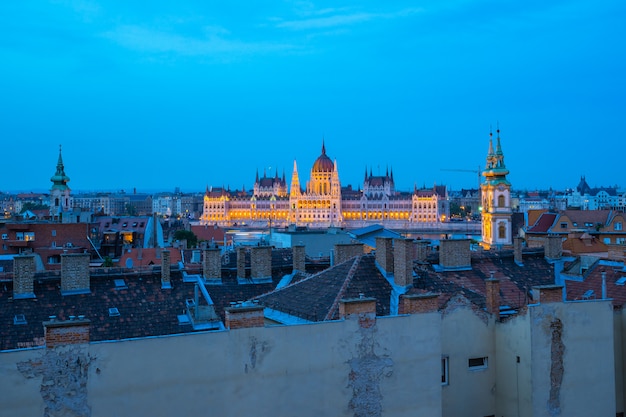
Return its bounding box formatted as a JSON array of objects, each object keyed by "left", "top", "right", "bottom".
[
  {"left": 49, "top": 145, "right": 72, "bottom": 220},
  {"left": 481, "top": 128, "right": 512, "bottom": 249}
]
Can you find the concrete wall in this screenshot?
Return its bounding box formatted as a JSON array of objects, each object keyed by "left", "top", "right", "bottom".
[
  {"left": 496, "top": 300, "right": 616, "bottom": 417},
  {"left": 496, "top": 308, "right": 534, "bottom": 417},
  {"left": 615, "top": 309, "right": 625, "bottom": 415},
  {"left": 0, "top": 313, "right": 442, "bottom": 417},
  {"left": 441, "top": 304, "right": 496, "bottom": 417}
]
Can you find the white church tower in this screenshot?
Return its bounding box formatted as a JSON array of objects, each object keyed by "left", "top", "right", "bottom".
[
  {"left": 481, "top": 128, "right": 512, "bottom": 249},
  {"left": 49, "top": 145, "right": 72, "bottom": 221}
]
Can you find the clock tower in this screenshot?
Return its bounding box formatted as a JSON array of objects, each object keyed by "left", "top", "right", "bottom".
[{"left": 481, "top": 129, "right": 512, "bottom": 249}]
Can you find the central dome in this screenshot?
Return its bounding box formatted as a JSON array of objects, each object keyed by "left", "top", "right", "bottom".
[{"left": 312, "top": 143, "right": 334, "bottom": 173}]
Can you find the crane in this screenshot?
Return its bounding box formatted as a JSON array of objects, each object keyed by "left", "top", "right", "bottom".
[{"left": 441, "top": 166, "right": 482, "bottom": 190}]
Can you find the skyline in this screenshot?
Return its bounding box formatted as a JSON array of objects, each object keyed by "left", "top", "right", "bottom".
[{"left": 1, "top": 1, "right": 625, "bottom": 193}]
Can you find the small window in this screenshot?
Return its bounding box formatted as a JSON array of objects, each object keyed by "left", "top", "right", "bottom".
[
  {"left": 1, "top": 234, "right": 7, "bottom": 240},
  {"left": 604, "top": 238, "right": 611, "bottom": 244},
  {"left": 616, "top": 277, "right": 626, "bottom": 286},
  {"left": 109, "top": 307, "right": 120, "bottom": 317},
  {"left": 560, "top": 223, "right": 567, "bottom": 229},
  {"left": 51, "top": 230, "right": 56, "bottom": 237},
  {"left": 442, "top": 356, "right": 449, "bottom": 385},
  {"left": 468, "top": 357, "right": 488, "bottom": 370},
  {"left": 615, "top": 222, "right": 623, "bottom": 231},
  {"left": 14, "top": 314, "right": 27, "bottom": 325}
]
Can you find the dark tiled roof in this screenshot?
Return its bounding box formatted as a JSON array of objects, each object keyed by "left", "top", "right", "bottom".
[
  {"left": 413, "top": 251, "right": 555, "bottom": 310},
  {"left": 566, "top": 263, "right": 626, "bottom": 307},
  {"left": 255, "top": 255, "right": 392, "bottom": 322},
  {"left": 527, "top": 213, "right": 557, "bottom": 233},
  {"left": 1, "top": 273, "right": 197, "bottom": 351}
]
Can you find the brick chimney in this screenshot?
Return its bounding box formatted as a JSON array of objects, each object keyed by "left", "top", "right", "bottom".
[
  {"left": 203, "top": 248, "right": 222, "bottom": 283},
  {"left": 225, "top": 303, "right": 265, "bottom": 329},
  {"left": 237, "top": 247, "right": 247, "bottom": 279},
  {"left": 13, "top": 254, "right": 36, "bottom": 299},
  {"left": 43, "top": 317, "right": 91, "bottom": 348},
  {"left": 544, "top": 235, "right": 563, "bottom": 260},
  {"left": 439, "top": 239, "right": 471, "bottom": 270},
  {"left": 251, "top": 246, "right": 272, "bottom": 281},
  {"left": 485, "top": 277, "right": 500, "bottom": 319},
  {"left": 375, "top": 237, "right": 394, "bottom": 276},
  {"left": 398, "top": 293, "right": 439, "bottom": 314},
  {"left": 339, "top": 296, "right": 377, "bottom": 328},
  {"left": 607, "top": 244, "right": 625, "bottom": 262},
  {"left": 161, "top": 250, "right": 171, "bottom": 289},
  {"left": 334, "top": 243, "right": 364, "bottom": 265},
  {"left": 532, "top": 285, "right": 564, "bottom": 304},
  {"left": 514, "top": 237, "right": 524, "bottom": 265},
  {"left": 61, "top": 253, "right": 91, "bottom": 295},
  {"left": 413, "top": 240, "right": 430, "bottom": 262},
  {"left": 292, "top": 244, "right": 306, "bottom": 273},
  {"left": 393, "top": 238, "right": 414, "bottom": 288}
]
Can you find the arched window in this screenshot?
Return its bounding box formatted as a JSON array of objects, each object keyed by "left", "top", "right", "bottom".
[
  {"left": 498, "top": 222, "right": 506, "bottom": 239},
  {"left": 498, "top": 195, "right": 505, "bottom": 208}
]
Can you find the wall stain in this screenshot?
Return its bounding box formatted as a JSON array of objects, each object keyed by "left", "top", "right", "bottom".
[
  {"left": 347, "top": 313, "right": 393, "bottom": 417},
  {"left": 245, "top": 336, "right": 269, "bottom": 374},
  {"left": 548, "top": 318, "right": 564, "bottom": 416},
  {"left": 17, "top": 346, "right": 94, "bottom": 417}
]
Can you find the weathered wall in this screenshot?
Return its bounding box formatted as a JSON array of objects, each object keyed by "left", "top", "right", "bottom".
[
  {"left": 1, "top": 312, "right": 442, "bottom": 417},
  {"left": 495, "top": 308, "right": 534, "bottom": 417},
  {"left": 529, "top": 300, "right": 615, "bottom": 417},
  {"left": 616, "top": 308, "right": 626, "bottom": 415},
  {"left": 441, "top": 302, "right": 496, "bottom": 417}
]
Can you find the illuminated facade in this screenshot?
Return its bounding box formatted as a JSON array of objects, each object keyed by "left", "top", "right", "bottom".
[
  {"left": 201, "top": 143, "right": 449, "bottom": 229},
  {"left": 481, "top": 129, "right": 512, "bottom": 248}
]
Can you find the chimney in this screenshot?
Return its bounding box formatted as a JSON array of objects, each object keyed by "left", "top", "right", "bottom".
[
  {"left": 250, "top": 246, "right": 272, "bottom": 282},
  {"left": 161, "top": 250, "right": 171, "bottom": 289},
  {"left": 413, "top": 240, "right": 430, "bottom": 262},
  {"left": 61, "top": 253, "right": 91, "bottom": 295},
  {"left": 237, "top": 247, "right": 247, "bottom": 280},
  {"left": 514, "top": 237, "right": 524, "bottom": 265},
  {"left": 375, "top": 237, "right": 394, "bottom": 276},
  {"left": 225, "top": 303, "right": 265, "bottom": 329},
  {"left": 43, "top": 317, "right": 91, "bottom": 348},
  {"left": 485, "top": 276, "right": 500, "bottom": 319},
  {"left": 292, "top": 244, "right": 306, "bottom": 273},
  {"left": 334, "top": 243, "right": 364, "bottom": 265},
  {"left": 339, "top": 296, "right": 377, "bottom": 328},
  {"left": 398, "top": 293, "right": 439, "bottom": 314},
  {"left": 203, "top": 248, "right": 222, "bottom": 283},
  {"left": 439, "top": 239, "right": 471, "bottom": 270},
  {"left": 13, "top": 254, "right": 36, "bottom": 299},
  {"left": 393, "top": 238, "right": 414, "bottom": 288},
  {"left": 544, "top": 235, "right": 563, "bottom": 260},
  {"left": 532, "top": 285, "right": 564, "bottom": 304}
]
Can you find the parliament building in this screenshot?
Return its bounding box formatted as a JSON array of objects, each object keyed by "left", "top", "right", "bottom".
[{"left": 200, "top": 142, "right": 449, "bottom": 229}]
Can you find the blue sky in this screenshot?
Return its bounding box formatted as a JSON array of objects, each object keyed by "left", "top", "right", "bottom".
[{"left": 1, "top": 0, "right": 624, "bottom": 194}]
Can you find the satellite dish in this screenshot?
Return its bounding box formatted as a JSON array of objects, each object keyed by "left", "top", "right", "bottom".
[{"left": 125, "top": 258, "right": 133, "bottom": 268}]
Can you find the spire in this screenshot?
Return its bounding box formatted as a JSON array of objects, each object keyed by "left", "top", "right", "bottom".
[
  {"left": 321, "top": 138, "right": 326, "bottom": 155},
  {"left": 255, "top": 169, "right": 259, "bottom": 183},
  {"left": 495, "top": 126, "right": 503, "bottom": 155},
  {"left": 364, "top": 166, "right": 368, "bottom": 180},
  {"left": 390, "top": 166, "right": 394, "bottom": 180},
  {"left": 50, "top": 144, "right": 70, "bottom": 190},
  {"left": 488, "top": 129, "right": 494, "bottom": 156}
]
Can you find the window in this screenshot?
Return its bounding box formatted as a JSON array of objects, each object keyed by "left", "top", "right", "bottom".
[
  {"left": 604, "top": 238, "right": 611, "bottom": 244},
  {"left": 441, "top": 356, "right": 449, "bottom": 385},
  {"left": 615, "top": 222, "right": 623, "bottom": 231},
  {"left": 497, "top": 195, "right": 505, "bottom": 207},
  {"left": 560, "top": 222, "right": 568, "bottom": 229},
  {"left": 468, "top": 357, "right": 488, "bottom": 370},
  {"left": 1, "top": 234, "right": 7, "bottom": 240},
  {"left": 498, "top": 223, "right": 506, "bottom": 239},
  {"left": 51, "top": 230, "right": 56, "bottom": 237}
]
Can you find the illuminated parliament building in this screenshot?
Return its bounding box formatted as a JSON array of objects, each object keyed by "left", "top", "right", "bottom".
[{"left": 201, "top": 142, "right": 449, "bottom": 229}]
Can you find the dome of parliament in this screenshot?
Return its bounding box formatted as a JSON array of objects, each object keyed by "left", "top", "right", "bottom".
[{"left": 312, "top": 143, "right": 334, "bottom": 173}]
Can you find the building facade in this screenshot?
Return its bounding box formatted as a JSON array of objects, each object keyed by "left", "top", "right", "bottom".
[
  {"left": 481, "top": 129, "right": 513, "bottom": 248},
  {"left": 201, "top": 143, "right": 449, "bottom": 229}
]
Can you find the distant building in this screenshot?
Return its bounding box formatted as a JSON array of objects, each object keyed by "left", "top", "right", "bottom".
[
  {"left": 201, "top": 142, "right": 449, "bottom": 229},
  {"left": 49, "top": 145, "right": 73, "bottom": 220}
]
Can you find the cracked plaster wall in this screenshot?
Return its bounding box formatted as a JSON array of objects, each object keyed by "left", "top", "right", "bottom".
[{"left": 1, "top": 312, "right": 441, "bottom": 417}]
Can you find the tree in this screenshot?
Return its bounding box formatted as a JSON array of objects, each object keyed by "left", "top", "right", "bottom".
[{"left": 174, "top": 230, "right": 198, "bottom": 248}]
